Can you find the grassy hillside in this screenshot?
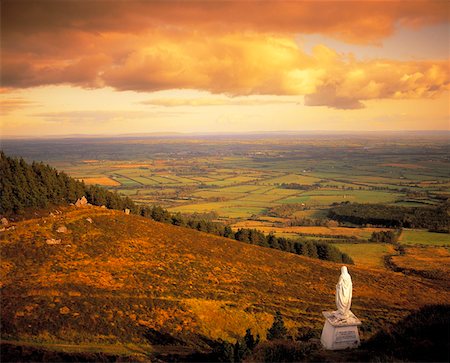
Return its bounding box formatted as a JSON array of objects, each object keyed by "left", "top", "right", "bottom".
[{"left": 1, "top": 206, "right": 449, "bottom": 358}]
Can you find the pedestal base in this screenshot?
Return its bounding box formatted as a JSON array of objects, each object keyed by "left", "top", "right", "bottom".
[{"left": 321, "top": 311, "right": 361, "bottom": 350}]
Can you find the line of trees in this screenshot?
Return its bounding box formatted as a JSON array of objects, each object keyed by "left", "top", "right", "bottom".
[
  {"left": 1, "top": 152, "right": 353, "bottom": 264},
  {"left": 328, "top": 202, "right": 449, "bottom": 233},
  {"left": 369, "top": 230, "right": 401, "bottom": 243}
]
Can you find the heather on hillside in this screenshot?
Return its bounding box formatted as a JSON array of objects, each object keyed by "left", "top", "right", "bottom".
[{"left": 2, "top": 207, "right": 448, "bottom": 351}]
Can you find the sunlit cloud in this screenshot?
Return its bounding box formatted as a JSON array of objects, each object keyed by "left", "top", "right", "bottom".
[
  {"left": 2, "top": 30, "right": 448, "bottom": 109},
  {"left": 1, "top": 0, "right": 449, "bottom": 134},
  {"left": 0, "top": 98, "right": 39, "bottom": 115},
  {"left": 141, "top": 97, "right": 298, "bottom": 107},
  {"left": 31, "top": 110, "right": 168, "bottom": 124},
  {"left": 3, "top": 1, "right": 447, "bottom": 44}
]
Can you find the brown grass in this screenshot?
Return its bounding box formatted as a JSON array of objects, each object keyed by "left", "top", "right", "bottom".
[
  {"left": 392, "top": 247, "right": 450, "bottom": 282},
  {"left": 1, "top": 207, "right": 449, "bottom": 347}
]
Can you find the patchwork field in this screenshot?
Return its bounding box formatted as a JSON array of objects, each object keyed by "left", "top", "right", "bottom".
[
  {"left": 333, "top": 243, "right": 395, "bottom": 270},
  {"left": 81, "top": 177, "right": 120, "bottom": 186},
  {"left": 20, "top": 136, "right": 445, "bottom": 226},
  {"left": 399, "top": 230, "right": 450, "bottom": 247}
]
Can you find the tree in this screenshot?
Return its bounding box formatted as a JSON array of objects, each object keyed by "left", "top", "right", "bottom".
[
  {"left": 267, "top": 311, "right": 288, "bottom": 340},
  {"left": 233, "top": 340, "right": 250, "bottom": 363},
  {"left": 267, "top": 233, "right": 280, "bottom": 249},
  {"left": 223, "top": 225, "right": 235, "bottom": 239},
  {"left": 244, "top": 328, "right": 257, "bottom": 351}
]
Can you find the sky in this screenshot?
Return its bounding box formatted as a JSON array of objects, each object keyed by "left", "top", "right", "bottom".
[{"left": 1, "top": 0, "right": 449, "bottom": 136}]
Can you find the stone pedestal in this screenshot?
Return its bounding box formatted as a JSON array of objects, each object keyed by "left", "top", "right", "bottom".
[{"left": 321, "top": 311, "right": 361, "bottom": 350}]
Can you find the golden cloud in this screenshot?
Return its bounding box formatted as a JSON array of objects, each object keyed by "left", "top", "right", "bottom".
[
  {"left": 1, "top": 1, "right": 449, "bottom": 109},
  {"left": 3, "top": 1, "right": 447, "bottom": 44},
  {"left": 141, "top": 96, "right": 298, "bottom": 107},
  {"left": 0, "top": 98, "right": 39, "bottom": 115}
]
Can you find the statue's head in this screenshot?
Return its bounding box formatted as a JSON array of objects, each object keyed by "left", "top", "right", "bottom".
[{"left": 341, "top": 266, "right": 348, "bottom": 274}]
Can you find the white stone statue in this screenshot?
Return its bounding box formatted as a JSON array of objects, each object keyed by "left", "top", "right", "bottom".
[
  {"left": 321, "top": 266, "right": 361, "bottom": 350},
  {"left": 335, "top": 266, "right": 352, "bottom": 318}
]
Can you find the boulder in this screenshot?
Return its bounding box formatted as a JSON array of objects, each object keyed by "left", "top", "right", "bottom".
[
  {"left": 75, "top": 196, "right": 88, "bottom": 207},
  {"left": 124, "top": 209, "right": 130, "bottom": 215},
  {"left": 56, "top": 226, "right": 68, "bottom": 233},
  {"left": 86, "top": 218, "right": 93, "bottom": 223},
  {"left": 46, "top": 238, "right": 61, "bottom": 245}
]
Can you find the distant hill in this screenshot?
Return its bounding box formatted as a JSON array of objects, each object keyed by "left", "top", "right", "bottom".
[{"left": 1, "top": 206, "right": 449, "bottom": 359}]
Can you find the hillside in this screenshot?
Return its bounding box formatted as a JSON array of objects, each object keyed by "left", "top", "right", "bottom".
[{"left": 1, "top": 206, "right": 449, "bottom": 359}]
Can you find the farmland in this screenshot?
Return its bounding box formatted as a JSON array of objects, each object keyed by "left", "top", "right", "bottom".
[
  {"left": 3, "top": 134, "right": 447, "bottom": 221},
  {"left": 2, "top": 133, "right": 449, "bottom": 274},
  {"left": 1, "top": 133, "right": 449, "bottom": 361},
  {"left": 399, "top": 230, "right": 450, "bottom": 247},
  {"left": 333, "top": 243, "right": 395, "bottom": 270}
]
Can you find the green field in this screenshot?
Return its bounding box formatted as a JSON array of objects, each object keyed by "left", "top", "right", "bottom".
[
  {"left": 334, "top": 243, "right": 394, "bottom": 269},
  {"left": 24, "top": 136, "right": 447, "bottom": 224},
  {"left": 399, "top": 230, "right": 450, "bottom": 247},
  {"left": 169, "top": 201, "right": 267, "bottom": 218}
]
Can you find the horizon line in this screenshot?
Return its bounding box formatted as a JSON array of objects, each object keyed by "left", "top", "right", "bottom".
[{"left": 2, "top": 129, "right": 450, "bottom": 140}]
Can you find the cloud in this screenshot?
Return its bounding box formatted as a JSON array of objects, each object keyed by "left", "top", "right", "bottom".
[
  {"left": 2, "top": 1, "right": 447, "bottom": 44},
  {"left": 1, "top": 1, "right": 449, "bottom": 109},
  {"left": 0, "top": 98, "right": 39, "bottom": 115},
  {"left": 31, "top": 111, "right": 156, "bottom": 124},
  {"left": 141, "top": 97, "right": 298, "bottom": 107}
]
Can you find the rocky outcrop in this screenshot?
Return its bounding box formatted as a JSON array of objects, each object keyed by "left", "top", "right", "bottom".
[
  {"left": 46, "top": 238, "right": 61, "bottom": 245},
  {"left": 56, "top": 226, "right": 68, "bottom": 233},
  {"left": 75, "top": 196, "right": 88, "bottom": 207}
]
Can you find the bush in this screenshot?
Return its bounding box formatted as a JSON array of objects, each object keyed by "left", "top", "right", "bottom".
[
  {"left": 267, "top": 311, "right": 288, "bottom": 341},
  {"left": 363, "top": 304, "right": 450, "bottom": 362},
  {"left": 247, "top": 340, "right": 316, "bottom": 363}
]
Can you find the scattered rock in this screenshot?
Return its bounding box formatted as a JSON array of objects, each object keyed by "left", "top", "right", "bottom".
[
  {"left": 49, "top": 212, "right": 55, "bottom": 217},
  {"left": 1, "top": 218, "right": 9, "bottom": 226},
  {"left": 46, "top": 238, "right": 61, "bottom": 245},
  {"left": 75, "top": 196, "right": 88, "bottom": 207},
  {"left": 124, "top": 208, "right": 130, "bottom": 215},
  {"left": 100, "top": 205, "right": 107, "bottom": 209},
  {"left": 56, "top": 225, "right": 68, "bottom": 233},
  {"left": 86, "top": 217, "right": 93, "bottom": 223},
  {"left": 0, "top": 228, "right": 5, "bottom": 232},
  {"left": 59, "top": 306, "right": 70, "bottom": 314}
]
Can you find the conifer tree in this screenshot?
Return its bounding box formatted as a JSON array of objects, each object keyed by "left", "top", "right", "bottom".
[
  {"left": 267, "top": 311, "right": 288, "bottom": 340},
  {"left": 244, "top": 328, "right": 257, "bottom": 350}
]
